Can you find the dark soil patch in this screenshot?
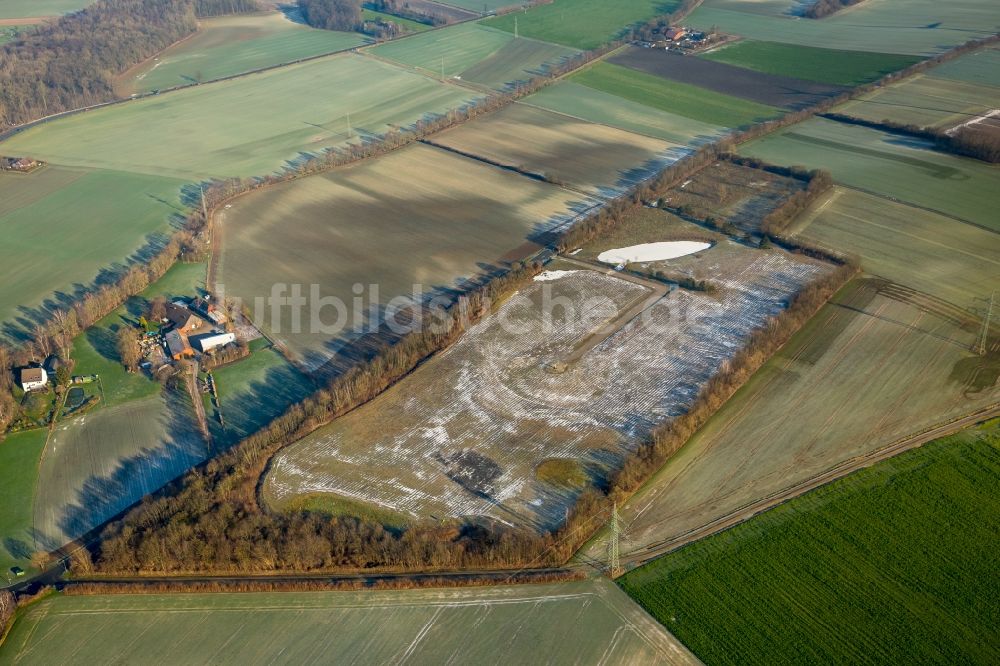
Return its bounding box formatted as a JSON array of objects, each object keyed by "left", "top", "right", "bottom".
[{"left": 608, "top": 47, "right": 848, "bottom": 110}]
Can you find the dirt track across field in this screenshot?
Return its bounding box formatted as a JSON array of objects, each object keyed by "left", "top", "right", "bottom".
[{"left": 0, "top": 17, "right": 45, "bottom": 25}]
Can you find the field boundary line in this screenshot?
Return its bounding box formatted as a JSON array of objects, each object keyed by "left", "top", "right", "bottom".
[
  {"left": 621, "top": 403, "right": 1000, "bottom": 567},
  {"left": 838, "top": 184, "right": 999, "bottom": 236}
]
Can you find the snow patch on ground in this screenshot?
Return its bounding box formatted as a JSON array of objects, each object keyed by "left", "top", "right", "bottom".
[
  {"left": 598, "top": 241, "right": 712, "bottom": 265},
  {"left": 533, "top": 270, "right": 579, "bottom": 282}
]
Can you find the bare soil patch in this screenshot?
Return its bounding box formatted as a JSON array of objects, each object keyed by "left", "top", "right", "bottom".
[{"left": 609, "top": 46, "right": 848, "bottom": 110}]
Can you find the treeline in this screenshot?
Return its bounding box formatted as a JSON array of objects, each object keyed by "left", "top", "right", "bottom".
[
  {"left": 723, "top": 155, "right": 834, "bottom": 236},
  {"left": 821, "top": 112, "right": 1000, "bottom": 164},
  {"left": 629, "top": 0, "right": 703, "bottom": 41},
  {"left": 804, "top": 0, "right": 864, "bottom": 19},
  {"left": 0, "top": 0, "right": 197, "bottom": 127},
  {"left": 194, "top": 0, "right": 260, "bottom": 16},
  {"left": 367, "top": 0, "right": 447, "bottom": 27},
  {"left": 298, "top": 0, "right": 363, "bottom": 31}
]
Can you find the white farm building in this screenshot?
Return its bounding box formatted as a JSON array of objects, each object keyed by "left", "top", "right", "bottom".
[{"left": 196, "top": 332, "right": 236, "bottom": 353}]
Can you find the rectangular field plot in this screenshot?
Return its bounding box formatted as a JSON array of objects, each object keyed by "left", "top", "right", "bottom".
[
  {"left": 263, "top": 244, "right": 828, "bottom": 530},
  {"left": 790, "top": 188, "right": 1000, "bottom": 307},
  {"left": 0, "top": 429, "right": 47, "bottom": 575},
  {"left": 570, "top": 62, "right": 781, "bottom": 128},
  {"left": 586, "top": 278, "right": 1000, "bottom": 566},
  {"left": 836, "top": 74, "right": 1000, "bottom": 129},
  {"left": 0, "top": 0, "right": 92, "bottom": 18},
  {"left": 123, "top": 11, "right": 368, "bottom": 94},
  {"left": 1, "top": 580, "right": 697, "bottom": 665},
  {"left": 929, "top": 44, "right": 1000, "bottom": 87},
  {"left": 686, "top": 0, "right": 1000, "bottom": 55},
  {"left": 431, "top": 103, "right": 686, "bottom": 196},
  {"left": 698, "top": 41, "right": 920, "bottom": 87},
  {"left": 216, "top": 142, "right": 596, "bottom": 368},
  {"left": 33, "top": 388, "right": 206, "bottom": 550},
  {"left": 609, "top": 46, "right": 848, "bottom": 110},
  {"left": 740, "top": 117, "right": 1000, "bottom": 231},
  {"left": 524, "top": 81, "right": 726, "bottom": 145},
  {"left": 620, "top": 423, "right": 1000, "bottom": 664},
  {"left": 371, "top": 23, "right": 579, "bottom": 90},
  {"left": 482, "top": 0, "right": 680, "bottom": 49},
  {"left": 0, "top": 166, "right": 187, "bottom": 339},
  {"left": 0, "top": 54, "right": 482, "bottom": 179}
]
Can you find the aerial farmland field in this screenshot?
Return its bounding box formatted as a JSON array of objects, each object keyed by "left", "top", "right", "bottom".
[
  {"left": 123, "top": 11, "right": 368, "bottom": 94},
  {"left": 699, "top": 41, "right": 920, "bottom": 86},
  {"left": 483, "top": 0, "right": 680, "bottom": 50},
  {"left": 216, "top": 142, "right": 595, "bottom": 367},
  {"left": 0, "top": 167, "right": 187, "bottom": 338},
  {"left": 687, "top": 0, "right": 1000, "bottom": 55},
  {"left": 0, "top": 53, "right": 482, "bottom": 179},
  {"left": 620, "top": 422, "right": 1000, "bottom": 664},
  {"left": 0, "top": 0, "right": 92, "bottom": 18},
  {"left": 929, "top": 44, "right": 1000, "bottom": 86},
  {"left": 837, "top": 74, "right": 1000, "bottom": 129},
  {"left": 361, "top": 8, "right": 431, "bottom": 33},
  {"left": 264, "top": 237, "right": 827, "bottom": 529},
  {"left": 609, "top": 46, "right": 848, "bottom": 110},
  {"left": 740, "top": 117, "right": 1000, "bottom": 231},
  {"left": 432, "top": 103, "right": 685, "bottom": 195},
  {"left": 570, "top": 62, "right": 781, "bottom": 128},
  {"left": 790, "top": 187, "right": 1000, "bottom": 307},
  {"left": 584, "top": 278, "right": 1000, "bottom": 565},
  {"left": 524, "top": 81, "right": 725, "bottom": 145},
  {"left": 33, "top": 388, "right": 205, "bottom": 549},
  {"left": 0, "top": 579, "right": 697, "bottom": 665},
  {"left": 0, "top": 429, "right": 47, "bottom": 575},
  {"left": 370, "top": 22, "right": 579, "bottom": 89}
]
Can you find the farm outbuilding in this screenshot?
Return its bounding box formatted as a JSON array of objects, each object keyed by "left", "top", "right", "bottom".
[
  {"left": 165, "top": 330, "right": 194, "bottom": 360},
  {"left": 165, "top": 302, "right": 203, "bottom": 332},
  {"left": 195, "top": 332, "right": 236, "bottom": 353}
]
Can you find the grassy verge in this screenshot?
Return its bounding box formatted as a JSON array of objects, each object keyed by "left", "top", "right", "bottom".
[
  {"left": 0, "top": 429, "right": 49, "bottom": 576},
  {"left": 619, "top": 420, "right": 1000, "bottom": 664}
]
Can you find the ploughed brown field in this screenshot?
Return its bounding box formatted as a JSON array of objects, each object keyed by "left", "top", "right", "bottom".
[{"left": 609, "top": 46, "right": 848, "bottom": 110}]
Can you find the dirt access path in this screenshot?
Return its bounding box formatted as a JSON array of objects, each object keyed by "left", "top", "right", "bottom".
[{"left": 553, "top": 256, "right": 669, "bottom": 369}]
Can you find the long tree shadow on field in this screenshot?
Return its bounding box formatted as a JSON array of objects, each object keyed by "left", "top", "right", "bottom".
[{"left": 47, "top": 387, "right": 207, "bottom": 552}]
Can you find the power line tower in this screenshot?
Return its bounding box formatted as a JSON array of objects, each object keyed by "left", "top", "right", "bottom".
[
  {"left": 976, "top": 290, "right": 995, "bottom": 356},
  {"left": 608, "top": 502, "right": 623, "bottom": 578}
]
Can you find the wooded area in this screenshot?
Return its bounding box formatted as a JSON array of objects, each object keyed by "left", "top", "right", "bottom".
[
  {"left": 297, "top": 0, "right": 363, "bottom": 31},
  {"left": 804, "top": 0, "right": 865, "bottom": 19},
  {"left": 0, "top": 0, "right": 196, "bottom": 127},
  {"left": 194, "top": 0, "right": 260, "bottom": 17}
]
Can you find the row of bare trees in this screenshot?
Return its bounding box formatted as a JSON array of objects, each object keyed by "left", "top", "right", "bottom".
[{"left": 821, "top": 112, "right": 1000, "bottom": 164}]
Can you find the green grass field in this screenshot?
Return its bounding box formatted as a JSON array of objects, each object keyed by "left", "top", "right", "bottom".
[
  {"left": 620, "top": 422, "right": 1000, "bottom": 664},
  {"left": 700, "top": 40, "right": 921, "bottom": 86},
  {"left": 0, "top": 580, "right": 696, "bottom": 664},
  {"left": 524, "top": 82, "right": 726, "bottom": 144},
  {"left": 570, "top": 62, "right": 781, "bottom": 128},
  {"left": 362, "top": 8, "right": 431, "bottom": 32},
  {"left": 0, "top": 429, "right": 47, "bottom": 577},
  {"left": 0, "top": 53, "right": 482, "bottom": 179},
  {"left": 482, "top": 0, "right": 680, "bottom": 49},
  {"left": 929, "top": 44, "right": 1000, "bottom": 87},
  {"left": 125, "top": 12, "right": 368, "bottom": 94},
  {"left": 0, "top": 0, "right": 92, "bottom": 18},
  {"left": 207, "top": 343, "right": 312, "bottom": 447},
  {"left": 836, "top": 74, "right": 1000, "bottom": 128},
  {"left": 458, "top": 35, "right": 580, "bottom": 89},
  {"left": 0, "top": 166, "right": 187, "bottom": 336},
  {"left": 740, "top": 117, "right": 1000, "bottom": 231},
  {"left": 687, "top": 0, "right": 1000, "bottom": 55},
  {"left": 34, "top": 388, "right": 205, "bottom": 549},
  {"left": 790, "top": 188, "right": 1000, "bottom": 307}
]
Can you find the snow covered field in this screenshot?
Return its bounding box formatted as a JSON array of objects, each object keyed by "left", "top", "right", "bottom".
[{"left": 264, "top": 242, "right": 830, "bottom": 530}]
